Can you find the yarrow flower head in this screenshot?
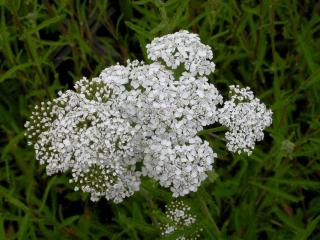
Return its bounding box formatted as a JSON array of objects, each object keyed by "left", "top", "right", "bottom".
[
  {"left": 25, "top": 30, "right": 272, "bottom": 203},
  {"left": 143, "top": 134, "right": 216, "bottom": 197},
  {"left": 25, "top": 82, "right": 141, "bottom": 203},
  {"left": 146, "top": 30, "right": 215, "bottom": 76},
  {"left": 218, "top": 85, "right": 273, "bottom": 155},
  {"left": 160, "top": 200, "right": 202, "bottom": 239}
]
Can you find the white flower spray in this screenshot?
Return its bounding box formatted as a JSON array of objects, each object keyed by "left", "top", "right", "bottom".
[
  {"left": 25, "top": 30, "right": 272, "bottom": 236},
  {"left": 160, "top": 200, "right": 202, "bottom": 239}
]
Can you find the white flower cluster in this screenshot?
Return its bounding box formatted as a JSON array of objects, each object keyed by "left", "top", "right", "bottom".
[
  {"left": 160, "top": 200, "right": 201, "bottom": 239},
  {"left": 218, "top": 85, "right": 273, "bottom": 155},
  {"left": 25, "top": 30, "right": 272, "bottom": 203},
  {"left": 25, "top": 82, "right": 141, "bottom": 203},
  {"left": 147, "top": 30, "right": 215, "bottom": 76}
]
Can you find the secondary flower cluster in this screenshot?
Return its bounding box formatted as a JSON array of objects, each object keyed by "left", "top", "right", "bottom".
[
  {"left": 25, "top": 30, "right": 272, "bottom": 203},
  {"left": 160, "top": 200, "right": 201, "bottom": 239},
  {"left": 218, "top": 85, "right": 273, "bottom": 155}
]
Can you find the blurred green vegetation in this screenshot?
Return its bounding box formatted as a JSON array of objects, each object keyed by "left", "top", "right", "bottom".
[{"left": 0, "top": 0, "right": 320, "bottom": 239}]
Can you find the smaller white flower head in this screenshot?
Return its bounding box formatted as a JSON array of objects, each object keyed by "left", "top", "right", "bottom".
[
  {"left": 146, "top": 30, "right": 215, "bottom": 76},
  {"left": 142, "top": 133, "right": 216, "bottom": 197},
  {"left": 160, "top": 200, "right": 201, "bottom": 239},
  {"left": 218, "top": 85, "right": 273, "bottom": 155}
]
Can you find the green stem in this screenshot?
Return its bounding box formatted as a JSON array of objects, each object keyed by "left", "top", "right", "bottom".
[
  {"left": 197, "top": 126, "right": 227, "bottom": 136},
  {"left": 196, "top": 191, "right": 221, "bottom": 238}
]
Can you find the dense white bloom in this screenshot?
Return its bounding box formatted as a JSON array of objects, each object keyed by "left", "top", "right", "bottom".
[
  {"left": 143, "top": 134, "right": 216, "bottom": 197},
  {"left": 25, "top": 30, "right": 272, "bottom": 203},
  {"left": 160, "top": 200, "right": 201, "bottom": 239},
  {"left": 113, "top": 61, "right": 222, "bottom": 197},
  {"left": 218, "top": 85, "right": 273, "bottom": 155},
  {"left": 146, "top": 30, "right": 215, "bottom": 76},
  {"left": 26, "top": 80, "right": 142, "bottom": 203}
]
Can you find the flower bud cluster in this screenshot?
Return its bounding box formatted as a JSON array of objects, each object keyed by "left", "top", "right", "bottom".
[
  {"left": 25, "top": 86, "right": 141, "bottom": 203},
  {"left": 160, "top": 200, "right": 201, "bottom": 239},
  {"left": 25, "top": 30, "right": 272, "bottom": 203}
]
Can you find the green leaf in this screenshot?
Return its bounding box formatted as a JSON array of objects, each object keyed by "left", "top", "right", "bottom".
[
  {"left": 0, "top": 62, "right": 33, "bottom": 83},
  {"left": 250, "top": 182, "right": 300, "bottom": 202},
  {"left": 294, "top": 215, "right": 320, "bottom": 240},
  {"left": 267, "top": 178, "right": 320, "bottom": 189},
  {"left": 0, "top": 186, "right": 30, "bottom": 213},
  {"left": 22, "top": 15, "right": 65, "bottom": 37}
]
